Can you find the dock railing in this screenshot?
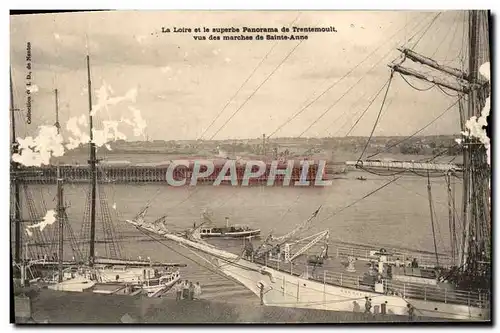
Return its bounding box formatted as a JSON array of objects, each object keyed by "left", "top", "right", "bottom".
[
  {"left": 251, "top": 252, "right": 489, "bottom": 309},
  {"left": 308, "top": 267, "right": 490, "bottom": 308}
]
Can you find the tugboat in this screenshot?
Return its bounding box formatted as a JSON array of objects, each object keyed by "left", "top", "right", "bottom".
[{"left": 194, "top": 213, "right": 260, "bottom": 239}]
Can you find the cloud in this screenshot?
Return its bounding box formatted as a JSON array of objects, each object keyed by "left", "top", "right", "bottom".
[
  {"left": 11, "top": 27, "right": 220, "bottom": 71},
  {"left": 13, "top": 82, "right": 149, "bottom": 165},
  {"left": 91, "top": 81, "right": 137, "bottom": 116},
  {"left": 126, "top": 106, "right": 148, "bottom": 136},
  {"left": 26, "top": 210, "right": 57, "bottom": 233},
  {"left": 12, "top": 125, "right": 64, "bottom": 167}
]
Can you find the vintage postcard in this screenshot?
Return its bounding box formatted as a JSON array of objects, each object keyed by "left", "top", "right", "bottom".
[{"left": 10, "top": 9, "right": 491, "bottom": 324}]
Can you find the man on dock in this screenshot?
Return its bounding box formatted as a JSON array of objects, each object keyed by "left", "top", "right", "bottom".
[
  {"left": 194, "top": 282, "right": 202, "bottom": 300},
  {"left": 364, "top": 297, "right": 372, "bottom": 314},
  {"left": 188, "top": 282, "right": 195, "bottom": 300},
  {"left": 407, "top": 304, "right": 415, "bottom": 321},
  {"left": 182, "top": 280, "right": 190, "bottom": 300},
  {"left": 174, "top": 281, "right": 182, "bottom": 301}
]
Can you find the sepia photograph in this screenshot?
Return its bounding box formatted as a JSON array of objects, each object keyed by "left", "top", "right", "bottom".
[{"left": 9, "top": 9, "right": 491, "bottom": 324}]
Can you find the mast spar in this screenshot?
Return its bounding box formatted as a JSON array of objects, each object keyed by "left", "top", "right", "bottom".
[
  {"left": 10, "top": 68, "right": 22, "bottom": 263},
  {"left": 459, "top": 10, "right": 491, "bottom": 281},
  {"left": 54, "top": 88, "right": 65, "bottom": 282},
  {"left": 361, "top": 11, "right": 490, "bottom": 279},
  {"left": 87, "top": 54, "right": 98, "bottom": 266}
]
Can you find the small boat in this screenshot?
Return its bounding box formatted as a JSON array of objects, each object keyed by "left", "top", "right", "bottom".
[
  {"left": 198, "top": 224, "right": 261, "bottom": 238},
  {"left": 46, "top": 265, "right": 181, "bottom": 297},
  {"left": 138, "top": 269, "right": 180, "bottom": 297},
  {"left": 356, "top": 176, "right": 367, "bottom": 181},
  {"left": 195, "top": 216, "right": 260, "bottom": 239}
]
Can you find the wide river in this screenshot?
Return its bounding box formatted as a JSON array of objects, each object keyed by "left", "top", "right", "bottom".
[{"left": 17, "top": 167, "right": 462, "bottom": 263}]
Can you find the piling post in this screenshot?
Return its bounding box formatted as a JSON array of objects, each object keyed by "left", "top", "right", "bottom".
[
  {"left": 282, "top": 276, "right": 285, "bottom": 296},
  {"left": 323, "top": 273, "right": 327, "bottom": 310}
]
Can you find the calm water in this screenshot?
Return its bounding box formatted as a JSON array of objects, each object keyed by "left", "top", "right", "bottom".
[{"left": 16, "top": 169, "right": 463, "bottom": 263}]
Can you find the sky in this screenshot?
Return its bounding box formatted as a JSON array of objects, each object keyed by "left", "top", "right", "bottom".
[{"left": 10, "top": 10, "right": 470, "bottom": 142}]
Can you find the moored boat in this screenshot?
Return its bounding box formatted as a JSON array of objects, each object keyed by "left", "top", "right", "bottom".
[
  {"left": 192, "top": 213, "right": 260, "bottom": 239},
  {"left": 126, "top": 217, "right": 490, "bottom": 321}
]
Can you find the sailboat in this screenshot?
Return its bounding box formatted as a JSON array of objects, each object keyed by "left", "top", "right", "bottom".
[
  {"left": 79, "top": 53, "right": 181, "bottom": 296},
  {"left": 10, "top": 53, "right": 181, "bottom": 297},
  {"left": 126, "top": 10, "right": 491, "bottom": 320}
]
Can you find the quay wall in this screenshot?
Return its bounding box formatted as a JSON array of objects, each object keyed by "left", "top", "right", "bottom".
[{"left": 21, "top": 288, "right": 448, "bottom": 323}]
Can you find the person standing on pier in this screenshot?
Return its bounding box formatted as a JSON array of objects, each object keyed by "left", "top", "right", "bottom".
[
  {"left": 174, "top": 281, "right": 182, "bottom": 301},
  {"left": 194, "top": 282, "right": 202, "bottom": 300},
  {"left": 364, "top": 297, "right": 372, "bottom": 314},
  {"left": 407, "top": 304, "right": 415, "bottom": 321},
  {"left": 188, "top": 282, "right": 195, "bottom": 300},
  {"left": 182, "top": 280, "right": 190, "bottom": 300}
]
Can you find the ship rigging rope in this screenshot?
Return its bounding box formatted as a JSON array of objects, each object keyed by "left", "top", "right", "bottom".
[
  {"left": 398, "top": 73, "right": 435, "bottom": 91},
  {"left": 427, "top": 174, "right": 447, "bottom": 254},
  {"left": 357, "top": 71, "right": 395, "bottom": 162},
  {"left": 133, "top": 226, "right": 263, "bottom": 283},
  {"left": 437, "top": 12, "right": 466, "bottom": 65},
  {"left": 343, "top": 77, "right": 392, "bottom": 137},
  {"left": 410, "top": 12, "right": 442, "bottom": 50},
  {"left": 133, "top": 225, "right": 477, "bottom": 320},
  {"left": 129, "top": 226, "right": 404, "bottom": 311},
  {"left": 207, "top": 21, "right": 312, "bottom": 141},
  {"left": 303, "top": 13, "right": 446, "bottom": 138},
  {"left": 197, "top": 13, "right": 302, "bottom": 141},
  {"left": 398, "top": 72, "right": 459, "bottom": 98},
  {"left": 366, "top": 97, "right": 462, "bottom": 159},
  {"left": 268, "top": 12, "right": 434, "bottom": 140},
  {"left": 429, "top": 12, "right": 460, "bottom": 59},
  {"left": 317, "top": 176, "right": 401, "bottom": 224}
]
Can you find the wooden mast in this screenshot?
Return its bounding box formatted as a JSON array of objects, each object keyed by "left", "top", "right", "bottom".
[
  {"left": 426, "top": 174, "right": 440, "bottom": 267},
  {"left": 10, "top": 68, "right": 22, "bottom": 263},
  {"left": 460, "top": 10, "right": 479, "bottom": 270},
  {"left": 56, "top": 163, "right": 64, "bottom": 281},
  {"left": 54, "top": 88, "right": 64, "bottom": 282},
  {"left": 87, "top": 54, "right": 98, "bottom": 266},
  {"left": 383, "top": 11, "right": 489, "bottom": 273},
  {"left": 446, "top": 172, "right": 456, "bottom": 265}
]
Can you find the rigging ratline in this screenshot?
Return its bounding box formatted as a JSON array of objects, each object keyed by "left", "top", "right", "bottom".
[
  {"left": 198, "top": 13, "right": 302, "bottom": 141},
  {"left": 362, "top": 11, "right": 490, "bottom": 288},
  {"left": 269, "top": 12, "right": 435, "bottom": 140}
]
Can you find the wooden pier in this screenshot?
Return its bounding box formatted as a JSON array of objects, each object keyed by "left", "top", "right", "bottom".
[{"left": 14, "top": 162, "right": 329, "bottom": 185}]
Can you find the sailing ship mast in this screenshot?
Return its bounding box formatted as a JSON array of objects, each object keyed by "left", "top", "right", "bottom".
[
  {"left": 10, "top": 68, "right": 22, "bottom": 264},
  {"left": 86, "top": 54, "right": 98, "bottom": 266},
  {"left": 378, "top": 10, "right": 490, "bottom": 283},
  {"left": 459, "top": 10, "right": 490, "bottom": 283},
  {"left": 54, "top": 88, "right": 65, "bottom": 282}
]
